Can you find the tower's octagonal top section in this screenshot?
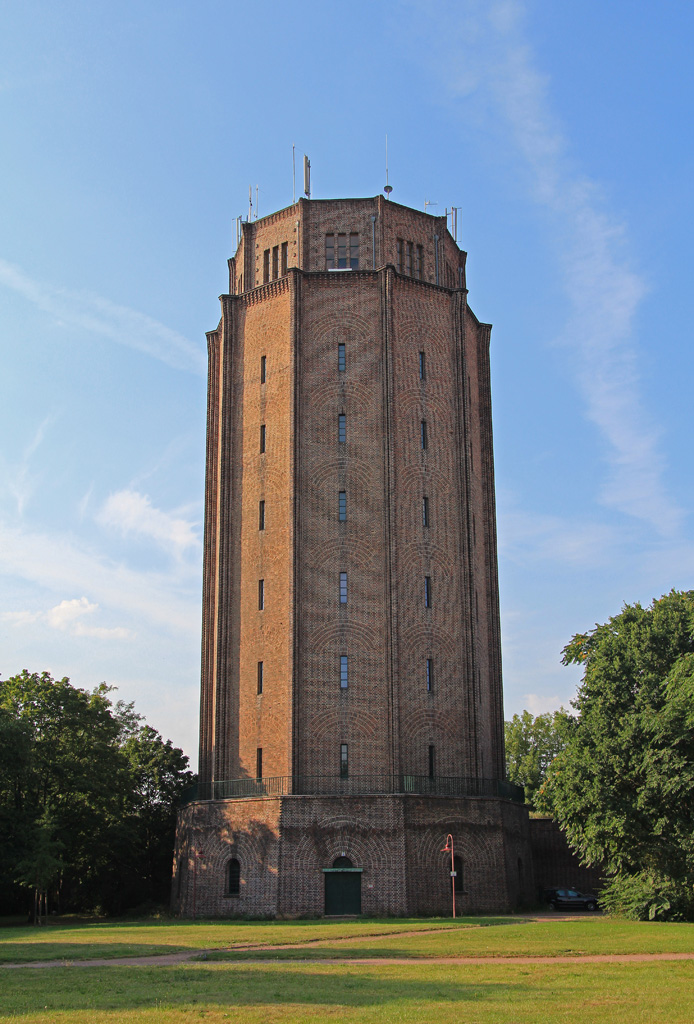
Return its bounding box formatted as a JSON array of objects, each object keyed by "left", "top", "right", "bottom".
[{"left": 229, "top": 196, "right": 467, "bottom": 296}]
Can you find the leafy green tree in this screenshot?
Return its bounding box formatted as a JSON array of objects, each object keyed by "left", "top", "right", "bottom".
[
  {"left": 543, "top": 590, "right": 694, "bottom": 920},
  {"left": 0, "top": 671, "right": 193, "bottom": 917},
  {"left": 504, "top": 709, "right": 573, "bottom": 808}
]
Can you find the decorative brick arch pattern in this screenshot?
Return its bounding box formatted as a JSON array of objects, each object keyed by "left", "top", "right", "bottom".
[
  {"left": 175, "top": 803, "right": 281, "bottom": 917},
  {"left": 306, "top": 536, "right": 384, "bottom": 576},
  {"left": 397, "top": 463, "right": 455, "bottom": 497},
  {"left": 397, "top": 622, "right": 458, "bottom": 663},
  {"left": 303, "top": 457, "right": 377, "bottom": 496},
  {"left": 301, "top": 307, "right": 374, "bottom": 349},
  {"left": 307, "top": 620, "right": 382, "bottom": 654},
  {"left": 399, "top": 708, "right": 464, "bottom": 776},
  {"left": 306, "top": 379, "right": 375, "bottom": 417},
  {"left": 404, "top": 806, "right": 508, "bottom": 914},
  {"left": 306, "top": 708, "right": 383, "bottom": 744},
  {"left": 302, "top": 708, "right": 388, "bottom": 780}
]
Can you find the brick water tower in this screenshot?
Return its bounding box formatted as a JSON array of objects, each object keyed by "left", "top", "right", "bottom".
[{"left": 172, "top": 190, "right": 532, "bottom": 916}]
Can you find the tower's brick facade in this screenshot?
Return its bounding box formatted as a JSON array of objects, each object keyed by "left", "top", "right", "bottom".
[{"left": 174, "top": 195, "right": 532, "bottom": 916}]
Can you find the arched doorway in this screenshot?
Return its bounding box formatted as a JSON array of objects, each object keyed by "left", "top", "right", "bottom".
[{"left": 323, "top": 856, "right": 362, "bottom": 915}]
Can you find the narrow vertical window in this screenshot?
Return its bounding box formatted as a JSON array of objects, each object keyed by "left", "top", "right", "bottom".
[
  {"left": 426, "top": 657, "right": 433, "bottom": 693},
  {"left": 339, "top": 572, "right": 348, "bottom": 604},
  {"left": 257, "top": 661, "right": 264, "bottom": 695},
  {"left": 422, "top": 496, "right": 430, "bottom": 528},
  {"left": 338, "top": 342, "right": 346, "bottom": 372},
  {"left": 338, "top": 490, "right": 346, "bottom": 522},
  {"left": 419, "top": 351, "right": 426, "bottom": 380},
  {"left": 425, "top": 576, "right": 432, "bottom": 608},
  {"left": 263, "top": 249, "right": 270, "bottom": 284},
  {"left": 340, "top": 742, "right": 349, "bottom": 778},
  {"left": 416, "top": 244, "right": 424, "bottom": 279},
  {"left": 256, "top": 747, "right": 263, "bottom": 779},
  {"left": 338, "top": 413, "right": 346, "bottom": 443},
  {"left": 325, "top": 233, "right": 335, "bottom": 269},
  {"left": 406, "top": 241, "right": 413, "bottom": 276},
  {"left": 396, "top": 238, "right": 404, "bottom": 272},
  {"left": 428, "top": 744, "right": 435, "bottom": 778},
  {"left": 340, "top": 655, "right": 348, "bottom": 690},
  {"left": 337, "top": 233, "right": 348, "bottom": 268},
  {"left": 226, "top": 858, "right": 240, "bottom": 896},
  {"left": 421, "top": 420, "right": 428, "bottom": 450},
  {"left": 258, "top": 579, "right": 265, "bottom": 610},
  {"left": 349, "top": 232, "right": 359, "bottom": 270},
  {"left": 281, "top": 241, "right": 288, "bottom": 275},
  {"left": 260, "top": 355, "right": 266, "bottom": 383},
  {"left": 260, "top": 424, "right": 266, "bottom": 453},
  {"left": 272, "top": 245, "right": 279, "bottom": 280},
  {"left": 259, "top": 500, "right": 265, "bottom": 531}
]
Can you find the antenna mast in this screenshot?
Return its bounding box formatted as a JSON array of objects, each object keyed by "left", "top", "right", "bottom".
[
  {"left": 292, "top": 143, "right": 296, "bottom": 204},
  {"left": 384, "top": 134, "right": 393, "bottom": 198},
  {"left": 303, "top": 155, "right": 311, "bottom": 198}
]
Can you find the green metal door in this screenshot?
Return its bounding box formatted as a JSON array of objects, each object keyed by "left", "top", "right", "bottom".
[{"left": 324, "top": 870, "right": 362, "bottom": 915}]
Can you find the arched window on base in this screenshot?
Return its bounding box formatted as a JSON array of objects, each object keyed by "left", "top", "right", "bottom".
[{"left": 226, "top": 858, "right": 240, "bottom": 897}]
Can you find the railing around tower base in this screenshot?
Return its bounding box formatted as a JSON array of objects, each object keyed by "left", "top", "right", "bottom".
[{"left": 180, "top": 775, "right": 524, "bottom": 804}]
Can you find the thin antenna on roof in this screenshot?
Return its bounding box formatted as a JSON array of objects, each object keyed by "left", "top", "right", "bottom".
[
  {"left": 303, "top": 155, "right": 311, "bottom": 198},
  {"left": 255, "top": 185, "right": 259, "bottom": 219},
  {"left": 384, "top": 134, "right": 393, "bottom": 198},
  {"left": 450, "top": 206, "right": 461, "bottom": 243},
  {"left": 424, "top": 198, "right": 438, "bottom": 214},
  {"left": 292, "top": 143, "right": 296, "bottom": 204},
  {"left": 248, "top": 186, "right": 253, "bottom": 222}
]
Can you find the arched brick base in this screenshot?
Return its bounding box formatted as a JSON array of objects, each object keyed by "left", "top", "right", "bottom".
[{"left": 172, "top": 794, "right": 533, "bottom": 917}]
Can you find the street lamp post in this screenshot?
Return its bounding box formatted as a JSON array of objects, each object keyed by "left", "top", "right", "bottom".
[
  {"left": 192, "top": 848, "right": 204, "bottom": 920},
  {"left": 440, "top": 834, "right": 456, "bottom": 919}
]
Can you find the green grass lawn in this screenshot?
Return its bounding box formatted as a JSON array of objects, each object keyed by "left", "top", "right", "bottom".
[
  {"left": 210, "top": 916, "right": 694, "bottom": 960},
  {"left": 0, "top": 916, "right": 483, "bottom": 964},
  {"left": 1, "top": 961, "right": 694, "bottom": 1023},
  {"left": 2, "top": 915, "right": 694, "bottom": 965}
]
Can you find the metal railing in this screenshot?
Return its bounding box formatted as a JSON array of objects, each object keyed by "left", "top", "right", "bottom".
[{"left": 181, "top": 774, "right": 524, "bottom": 804}]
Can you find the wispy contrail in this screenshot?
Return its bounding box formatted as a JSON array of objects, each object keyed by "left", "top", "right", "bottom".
[{"left": 0, "top": 258, "right": 206, "bottom": 376}]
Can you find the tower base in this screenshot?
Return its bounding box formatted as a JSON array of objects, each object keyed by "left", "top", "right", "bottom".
[{"left": 172, "top": 794, "right": 533, "bottom": 917}]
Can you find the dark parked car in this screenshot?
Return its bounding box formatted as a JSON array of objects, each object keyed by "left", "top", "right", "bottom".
[{"left": 542, "top": 887, "right": 600, "bottom": 911}]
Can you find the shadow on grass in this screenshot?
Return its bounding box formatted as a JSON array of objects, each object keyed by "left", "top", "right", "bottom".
[
  {"left": 0, "top": 917, "right": 526, "bottom": 964},
  {"left": 0, "top": 943, "right": 190, "bottom": 964},
  {"left": 0, "top": 964, "right": 525, "bottom": 1015}
]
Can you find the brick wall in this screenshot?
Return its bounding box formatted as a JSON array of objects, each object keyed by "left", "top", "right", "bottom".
[
  {"left": 172, "top": 793, "right": 534, "bottom": 917},
  {"left": 529, "top": 817, "right": 604, "bottom": 896}
]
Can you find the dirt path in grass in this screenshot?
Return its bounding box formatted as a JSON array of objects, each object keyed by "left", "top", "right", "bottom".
[{"left": 4, "top": 950, "right": 694, "bottom": 969}]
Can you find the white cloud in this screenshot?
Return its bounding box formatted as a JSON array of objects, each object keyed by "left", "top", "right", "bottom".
[
  {"left": 0, "top": 259, "right": 206, "bottom": 376},
  {"left": 4, "top": 597, "right": 131, "bottom": 640},
  {"left": 5, "top": 415, "right": 55, "bottom": 517},
  {"left": 2, "top": 610, "right": 41, "bottom": 626},
  {"left": 409, "top": 0, "right": 682, "bottom": 537},
  {"left": 498, "top": 508, "right": 617, "bottom": 567},
  {"left": 522, "top": 692, "right": 562, "bottom": 716},
  {"left": 46, "top": 596, "right": 97, "bottom": 630},
  {"left": 97, "top": 489, "right": 200, "bottom": 555},
  {"left": 0, "top": 519, "right": 200, "bottom": 636}
]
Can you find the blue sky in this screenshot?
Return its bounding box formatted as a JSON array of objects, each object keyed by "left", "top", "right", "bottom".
[{"left": 2, "top": 0, "right": 693, "bottom": 764}]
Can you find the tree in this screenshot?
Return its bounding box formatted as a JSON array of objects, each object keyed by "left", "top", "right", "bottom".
[
  {"left": 0, "top": 671, "right": 194, "bottom": 917},
  {"left": 543, "top": 590, "right": 694, "bottom": 920},
  {"left": 504, "top": 709, "right": 573, "bottom": 808}
]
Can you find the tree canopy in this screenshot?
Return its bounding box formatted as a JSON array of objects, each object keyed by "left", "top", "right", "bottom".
[
  {"left": 543, "top": 590, "right": 694, "bottom": 920},
  {"left": 504, "top": 708, "right": 573, "bottom": 808},
  {"left": 0, "top": 670, "right": 194, "bottom": 917}
]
